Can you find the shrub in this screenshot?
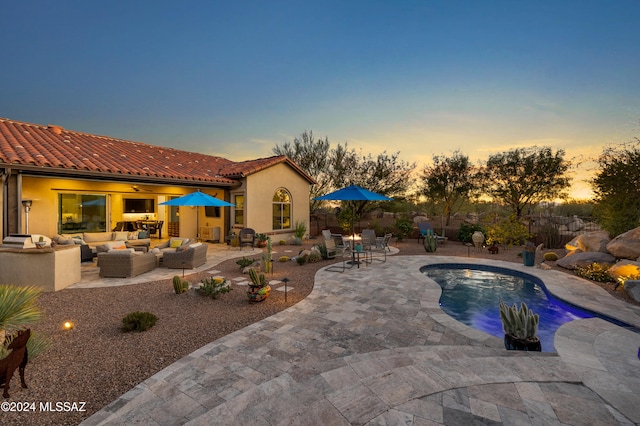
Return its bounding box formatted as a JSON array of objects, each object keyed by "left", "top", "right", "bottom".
[
  {"left": 236, "top": 257, "right": 256, "bottom": 270},
  {"left": 278, "top": 255, "right": 290, "bottom": 262},
  {"left": 121, "top": 311, "right": 158, "bottom": 332},
  {"left": 485, "top": 215, "right": 530, "bottom": 247},
  {"left": 543, "top": 252, "right": 559, "bottom": 261},
  {"left": 457, "top": 223, "right": 485, "bottom": 243},
  {"left": 296, "top": 254, "right": 308, "bottom": 265},
  {"left": 314, "top": 242, "right": 328, "bottom": 259},
  {"left": 197, "top": 277, "right": 232, "bottom": 299},
  {"left": 279, "top": 239, "right": 286, "bottom": 245},
  {"left": 394, "top": 217, "right": 413, "bottom": 241},
  {"left": 575, "top": 263, "right": 615, "bottom": 283}
]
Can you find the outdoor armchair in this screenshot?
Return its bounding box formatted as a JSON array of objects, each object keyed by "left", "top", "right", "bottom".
[
  {"left": 238, "top": 228, "right": 256, "bottom": 250},
  {"left": 163, "top": 242, "right": 208, "bottom": 269}
]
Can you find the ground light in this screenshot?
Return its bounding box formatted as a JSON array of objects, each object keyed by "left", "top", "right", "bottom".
[{"left": 63, "top": 321, "right": 74, "bottom": 330}]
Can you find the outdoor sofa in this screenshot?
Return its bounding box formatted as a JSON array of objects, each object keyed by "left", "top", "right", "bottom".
[{"left": 53, "top": 231, "right": 151, "bottom": 255}]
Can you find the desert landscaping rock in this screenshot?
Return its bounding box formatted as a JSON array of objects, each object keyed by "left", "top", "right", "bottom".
[
  {"left": 606, "top": 226, "right": 640, "bottom": 259},
  {"left": 556, "top": 250, "right": 616, "bottom": 270}
]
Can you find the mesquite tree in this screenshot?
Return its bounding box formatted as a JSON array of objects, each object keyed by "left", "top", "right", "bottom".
[{"left": 481, "top": 146, "right": 571, "bottom": 217}]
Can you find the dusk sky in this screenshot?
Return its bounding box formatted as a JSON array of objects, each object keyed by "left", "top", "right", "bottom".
[{"left": 2, "top": 1, "right": 639, "bottom": 199}]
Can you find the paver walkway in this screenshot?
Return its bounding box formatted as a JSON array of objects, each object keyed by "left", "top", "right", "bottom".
[{"left": 82, "top": 254, "right": 640, "bottom": 425}]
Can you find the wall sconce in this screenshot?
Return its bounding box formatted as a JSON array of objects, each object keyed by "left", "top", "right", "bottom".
[{"left": 22, "top": 200, "right": 33, "bottom": 234}]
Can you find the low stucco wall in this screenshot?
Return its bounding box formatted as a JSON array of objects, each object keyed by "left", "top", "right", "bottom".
[{"left": 0, "top": 245, "right": 81, "bottom": 291}]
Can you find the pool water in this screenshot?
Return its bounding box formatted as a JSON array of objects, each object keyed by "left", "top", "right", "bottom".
[{"left": 422, "top": 265, "right": 593, "bottom": 352}]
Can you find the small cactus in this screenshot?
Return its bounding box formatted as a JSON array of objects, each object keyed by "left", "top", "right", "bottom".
[
  {"left": 173, "top": 275, "right": 189, "bottom": 294},
  {"left": 423, "top": 230, "right": 437, "bottom": 253},
  {"left": 543, "top": 251, "right": 559, "bottom": 261},
  {"left": 248, "top": 268, "right": 266, "bottom": 287},
  {"left": 499, "top": 301, "right": 539, "bottom": 341}
]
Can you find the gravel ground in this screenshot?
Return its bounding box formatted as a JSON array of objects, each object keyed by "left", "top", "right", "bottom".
[{"left": 3, "top": 239, "right": 636, "bottom": 425}]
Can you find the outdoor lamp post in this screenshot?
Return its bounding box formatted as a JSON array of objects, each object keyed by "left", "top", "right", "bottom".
[{"left": 22, "top": 200, "right": 32, "bottom": 234}]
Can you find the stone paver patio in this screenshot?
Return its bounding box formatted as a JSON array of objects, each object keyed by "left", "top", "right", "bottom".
[{"left": 81, "top": 252, "right": 640, "bottom": 425}]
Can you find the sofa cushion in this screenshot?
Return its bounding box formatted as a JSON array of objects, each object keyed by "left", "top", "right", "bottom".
[
  {"left": 127, "top": 231, "right": 139, "bottom": 240},
  {"left": 83, "top": 232, "right": 114, "bottom": 243}
]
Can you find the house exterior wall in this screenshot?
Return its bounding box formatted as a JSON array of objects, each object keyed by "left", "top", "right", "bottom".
[
  {"left": 16, "top": 175, "right": 228, "bottom": 240},
  {"left": 244, "top": 163, "right": 310, "bottom": 238}
]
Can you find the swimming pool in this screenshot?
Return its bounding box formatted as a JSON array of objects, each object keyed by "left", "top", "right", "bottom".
[{"left": 421, "top": 264, "right": 594, "bottom": 352}]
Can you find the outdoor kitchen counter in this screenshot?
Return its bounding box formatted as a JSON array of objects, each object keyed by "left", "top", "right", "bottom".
[{"left": 0, "top": 244, "right": 80, "bottom": 291}]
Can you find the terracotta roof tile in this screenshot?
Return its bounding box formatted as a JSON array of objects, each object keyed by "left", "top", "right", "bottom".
[{"left": 0, "top": 117, "right": 242, "bottom": 185}]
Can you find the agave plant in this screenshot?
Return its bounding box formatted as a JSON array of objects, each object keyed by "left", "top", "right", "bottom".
[{"left": 0, "top": 285, "right": 49, "bottom": 360}]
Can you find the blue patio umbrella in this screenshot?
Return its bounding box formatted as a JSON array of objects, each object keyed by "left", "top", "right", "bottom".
[
  {"left": 313, "top": 185, "right": 393, "bottom": 202},
  {"left": 314, "top": 185, "right": 392, "bottom": 236},
  {"left": 159, "top": 191, "right": 234, "bottom": 239}
]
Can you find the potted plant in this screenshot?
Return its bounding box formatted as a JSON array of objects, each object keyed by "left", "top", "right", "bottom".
[
  {"left": 522, "top": 241, "right": 536, "bottom": 266},
  {"left": 256, "top": 233, "right": 268, "bottom": 248},
  {"left": 247, "top": 268, "right": 270, "bottom": 302},
  {"left": 34, "top": 236, "right": 46, "bottom": 249},
  {"left": 499, "top": 301, "right": 541, "bottom": 351}
]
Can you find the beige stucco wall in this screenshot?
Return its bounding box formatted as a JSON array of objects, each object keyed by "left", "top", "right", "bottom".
[
  {"left": 0, "top": 245, "right": 80, "bottom": 291},
  {"left": 243, "top": 163, "right": 311, "bottom": 238},
  {"left": 18, "top": 176, "right": 227, "bottom": 240}
]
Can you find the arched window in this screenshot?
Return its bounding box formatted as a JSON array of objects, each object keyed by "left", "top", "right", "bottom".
[{"left": 272, "top": 188, "right": 291, "bottom": 230}]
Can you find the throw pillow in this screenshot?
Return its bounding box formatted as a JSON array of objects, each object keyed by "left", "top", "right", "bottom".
[
  {"left": 113, "top": 245, "right": 127, "bottom": 250},
  {"left": 114, "top": 231, "right": 129, "bottom": 240},
  {"left": 138, "top": 231, "right": 148, "bottom": 239},
  {"left": 127, "top": 231, "right": 138, "bottom": 240},
  {"left": 170, "top": 239, "right": 183, "bottom": 248}
]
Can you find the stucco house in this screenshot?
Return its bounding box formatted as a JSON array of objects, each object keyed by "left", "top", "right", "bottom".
[{"left": 0, "top": 117, "right": 314, "bottom": 243}]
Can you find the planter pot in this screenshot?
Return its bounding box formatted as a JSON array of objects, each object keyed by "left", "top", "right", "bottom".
[
  {"left": 247, "top": 284, "right": 271, "bottom": 302},
  {"left": 257, "top": 241, "right": 267, "bottom": 248},
  {"left": 472, "top": 231, "right": 484, "bottom": 249},
  {"left": 522, "top": 250, "right": 535, "bottom": 266},
  {"left": 504, "top": 334, "right": 541, "bottom": 351}
]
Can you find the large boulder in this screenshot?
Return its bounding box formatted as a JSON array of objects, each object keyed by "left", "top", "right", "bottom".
[
  {"left": 606, "top": 227, "right": 640, "bottom": 259},
  {"left": 556, "top": 250, "right": 616, "bottom": 270},
  {"left": 607, "top": 260, "right": 640, "bottom": 282},
  {"left": 565, "top": 231, "right": 611, "bottom": 253}
]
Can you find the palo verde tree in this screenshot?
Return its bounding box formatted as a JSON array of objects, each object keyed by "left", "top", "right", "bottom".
[
  {"left": 591, "top": 138, "right": 640, "bottom": 236},
  {"left": 481, "top": 146, "right": 571, "bottom": 217},
  {"left": 419, "top": 151, "right": 478, "bottom": 225}
]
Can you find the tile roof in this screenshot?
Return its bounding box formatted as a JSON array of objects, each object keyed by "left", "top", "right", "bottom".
[{"left": 0, "top": 117, "right": 313, "bottom": 185}]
